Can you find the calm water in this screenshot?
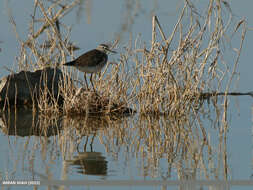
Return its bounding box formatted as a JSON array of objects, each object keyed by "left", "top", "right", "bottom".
[{"left": 0, "top": 0, "right": 253, "bottom": 189}]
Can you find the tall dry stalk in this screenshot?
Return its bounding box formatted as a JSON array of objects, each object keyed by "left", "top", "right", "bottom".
[{"left": 7, "top": 0, "right": 244, "bottom": 117}]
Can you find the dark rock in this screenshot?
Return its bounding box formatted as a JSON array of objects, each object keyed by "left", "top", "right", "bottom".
[{"left": 0, "top": 67, "right": 63, "bottom": 106}]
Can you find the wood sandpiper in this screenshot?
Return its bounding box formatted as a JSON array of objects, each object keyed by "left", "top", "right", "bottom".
[{"left": 63, "top": 44, "right": 116, "bottom": 91}]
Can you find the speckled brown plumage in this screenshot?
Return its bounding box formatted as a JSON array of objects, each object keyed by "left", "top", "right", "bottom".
[
  {"left": 63, "top": 44, "right": 116, "bottom": 91},
  {"left": 64, "top": 49, "right": 108, "bottom": 73}
]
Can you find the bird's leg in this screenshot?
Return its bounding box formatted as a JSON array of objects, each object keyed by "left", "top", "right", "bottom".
[
  {"left": 84, "top": 73, "right": 89, "bottom": 90},
  {"left": 90, "top": 74, "right": 96, "bottom": 92}
]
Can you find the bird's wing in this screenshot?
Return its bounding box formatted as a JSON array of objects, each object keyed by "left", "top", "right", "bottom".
[{"left": 76, "top": 49, "right": 108, "bottom": 67}]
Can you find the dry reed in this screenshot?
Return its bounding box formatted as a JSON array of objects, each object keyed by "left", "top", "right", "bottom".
[{"left": 5, "top": 0, "right": 245, "bottom": 118}]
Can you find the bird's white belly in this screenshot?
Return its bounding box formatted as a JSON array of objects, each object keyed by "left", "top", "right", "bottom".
[{"left": 77, "top": 62, "right": 106, "bottom": 73}]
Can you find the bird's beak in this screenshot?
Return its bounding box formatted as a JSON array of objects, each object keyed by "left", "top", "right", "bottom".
[{"left": 108, "top": 49, "right": 117, "bottom": 54}]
